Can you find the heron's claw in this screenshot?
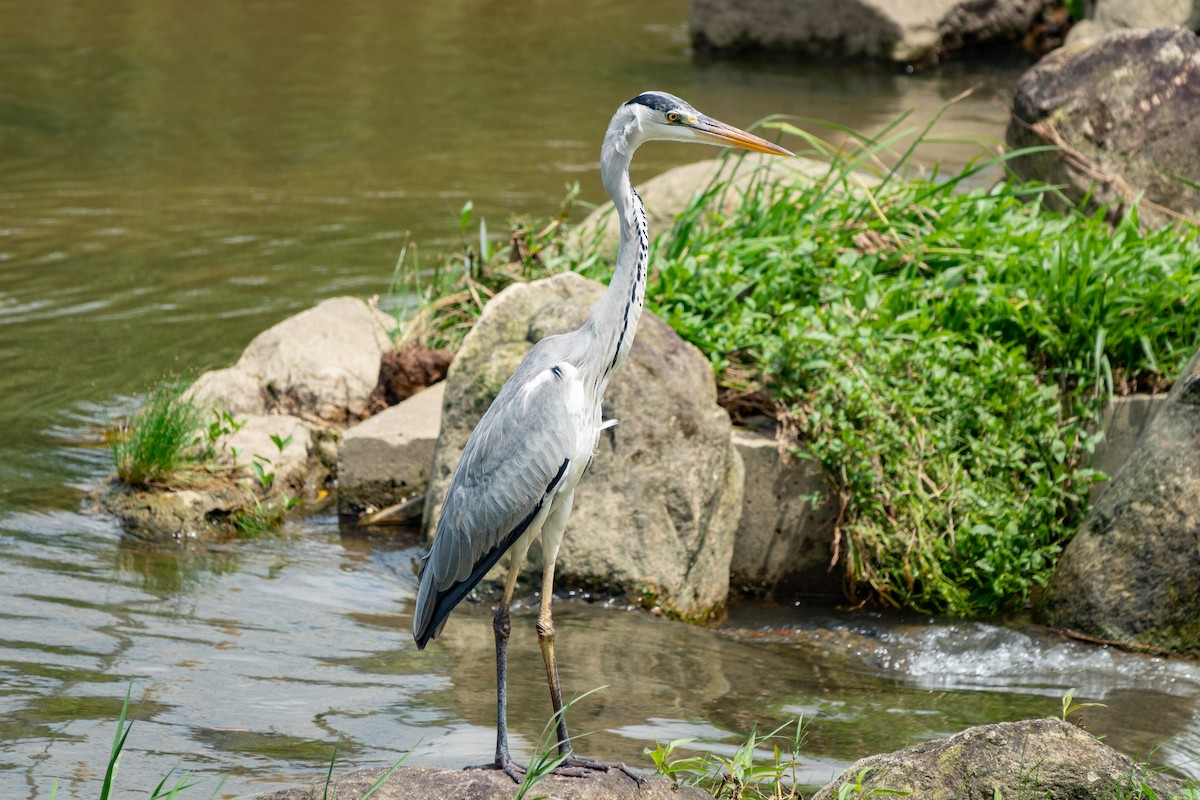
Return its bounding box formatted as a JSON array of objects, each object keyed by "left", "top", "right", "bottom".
[
  {"left": 553, "top": 754, "right": 646, "bottom": 785},
  {"left": 465, "top": 756, "right": 526, "bottom": 784}
]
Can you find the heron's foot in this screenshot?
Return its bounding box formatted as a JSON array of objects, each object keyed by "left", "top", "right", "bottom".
[
  {"left": 553, "top": 753, "right": 646, "bottom": 785},
  {"left": 465, "top": 755, "right": 526, "bottom": 784}
]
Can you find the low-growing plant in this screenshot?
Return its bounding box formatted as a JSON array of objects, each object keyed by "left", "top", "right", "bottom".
[
  {"left": 514, "top": 686, "right": 606, "bottom": 800},
  {"left": 831, "top": 769, "right": 909, "bottom": 798},
  {"left": 1060, "top": 687, "right": 1106, "bottom": 723},
  {"left": 645, "top": 719, "right": 809, "bottom": 799},
  {"left": 107, "top": 383, "right": 303, "bottom": 535}
]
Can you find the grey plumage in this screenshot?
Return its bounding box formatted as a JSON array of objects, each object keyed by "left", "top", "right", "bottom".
[
  {"left": 410, "top": 90, "right": 791, "bottom": 781},
  {"left": 412, "top": 338, "right": 590, "bottom": 647}
]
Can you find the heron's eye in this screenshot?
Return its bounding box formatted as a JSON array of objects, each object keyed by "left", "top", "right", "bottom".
[{"left": 666, "top": 112, "right": 680, "bottom": 123}]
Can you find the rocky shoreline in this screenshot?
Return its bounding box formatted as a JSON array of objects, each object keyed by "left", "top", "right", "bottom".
[
  {"left": 253, "top": 718, "right": 1193, "bottom": 800},
  {"left": 95, "top": 148, "right": 1184, "bottom": 634}
]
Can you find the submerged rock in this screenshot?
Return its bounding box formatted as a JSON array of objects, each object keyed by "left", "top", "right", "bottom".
[
  {"left": 689, "top": 0, "right": 1043, "bottom": 65},
  {"left": 98, "top": 480, "right": 253, "bottom": 540},
  {"left": 255, "top": 765, "right": 706, "bottom": 800},
  {"left": 1007, "top": 27, "right": 1200, "bottom": 228},
  {"left": 811, "top": 717, "right": 1188, "bottom": 800},
  {"left": 1038, "top": 349, "right": 1200, "bottom": 654},
  {"left": 423, "top": 272, "right": 743, "bottom": 620}
]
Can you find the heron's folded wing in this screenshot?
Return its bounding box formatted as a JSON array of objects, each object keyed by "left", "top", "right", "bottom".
[{"left": 413, "top": 357, "right": 582, "bottom": 645}]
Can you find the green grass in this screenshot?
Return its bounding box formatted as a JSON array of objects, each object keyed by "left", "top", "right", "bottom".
[
  {"left": 639, "top": 138, "right": 1199, "bottom": 615},
  {"left": 110, "top": 381, "right": 211, "bottom": 487},
  {"left": 393, "top": 113, "right": 1200, "bottom": 616},
  {"left": 106, "top": 383, "right": 300, "bottom": 535}
]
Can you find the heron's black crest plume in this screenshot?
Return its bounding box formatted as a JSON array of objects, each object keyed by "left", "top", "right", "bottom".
[{"left": 625, "top": 91, "right": 691, "bottom": 114}]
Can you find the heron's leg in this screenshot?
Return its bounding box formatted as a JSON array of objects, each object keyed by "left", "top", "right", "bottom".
[
  {"left": 529, "top": 500, "right": 645, "bottom": 785},
  {"left": 473, "top": 537, "right": 531, "bottom": 783},
  {"left": 533, "top": 494, "right": 574, "bottom": 754},
  {"left": 535, "top": 545, "right": 571, "bottom": 754}
]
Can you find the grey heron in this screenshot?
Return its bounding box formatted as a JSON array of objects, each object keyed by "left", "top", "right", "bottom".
[{"left": 412, "top": 91, "right": 791, "bottom": 782}]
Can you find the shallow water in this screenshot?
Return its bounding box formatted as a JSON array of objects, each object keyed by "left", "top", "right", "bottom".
[
  {"left": 4, "top": 1, "right": 1196, "bottom": 798},
  {"left": 5, "top": 506, "right": 1200, "bottom": 798}
]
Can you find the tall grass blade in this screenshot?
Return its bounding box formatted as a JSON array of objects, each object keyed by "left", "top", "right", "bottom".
[{"left": 100, "top": 684, "right": 134, "bottom": 800}]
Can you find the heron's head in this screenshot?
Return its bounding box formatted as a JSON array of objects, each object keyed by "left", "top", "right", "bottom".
[{"left": 615, "top": 90, "right": 792, "bottom": 157}]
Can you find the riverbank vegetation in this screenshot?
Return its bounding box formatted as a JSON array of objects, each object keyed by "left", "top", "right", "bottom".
[{"left": 393, "top": 118, "right": 1200, "bottom": 617}]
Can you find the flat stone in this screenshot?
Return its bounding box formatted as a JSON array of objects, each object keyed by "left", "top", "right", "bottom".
[
  {"left": 338, "top": 382, "right": 445, "bottom": 516},
  {"left": 730, "top": 427, "right": 841, "bottom": 598},
  {"left": 1090, "top": 394, "right": 1168, "bottom": 501}
]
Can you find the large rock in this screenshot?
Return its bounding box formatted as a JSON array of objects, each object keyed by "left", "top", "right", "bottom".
[
  {"left": 729, "top": 428, "right": 841, "bottom": 597},
  {"left": 1038, "top": 349, "right": 1200, "bottom": 654},
  {"left": 338, "top": 382, "right": 445, "bottom": 516},
  {"left": 189, "top": 296, "right": 394, "bottom": 424},
  {"left": 811, "top": 717, "right": 1188, "bottom": 800},
  {"left": 423, "top": 272, "right": 743, "bottom": 620},
  {"left": 689, "top": 0, "right": 1043, "bottom": 65},
  {"left": 1066, "top": 0, "right": 1200, "bottom": 46},
  {"left": 1007, "top": 27, "right": 1200, "bottom": 228},
  {"left": 255, "top": 765, "right": 707, "bottom": 800}
]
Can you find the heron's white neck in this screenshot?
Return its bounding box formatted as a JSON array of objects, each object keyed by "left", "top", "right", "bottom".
[{"left": 585, "top": 114, "right": 648, "bottom": 384}]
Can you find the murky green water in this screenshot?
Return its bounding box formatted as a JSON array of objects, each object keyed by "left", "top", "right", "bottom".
[{"left": 3, "top": 1, "right": 1198, "bottom": 798}]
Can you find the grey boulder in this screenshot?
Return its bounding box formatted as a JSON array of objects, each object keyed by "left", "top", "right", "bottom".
[
  {"left": 1007, "top": 27, "right": 1200, "bottom": 228},
  {"left": 811, "top": 717, "right": 1188, "bottom": 800},
  {"left": 189, "top": 296, "right": 394, "bottom": 424},
  {"left": 689, "top": 0, "right": 1043, "bottom": 65},
  {"left": 1038, "top": 348, "right": 1200, "bottom": 654}
]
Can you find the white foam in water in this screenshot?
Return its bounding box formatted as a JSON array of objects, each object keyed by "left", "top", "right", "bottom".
[{"left": 863, "top": 618, "right": 1200, "bottom": 702}]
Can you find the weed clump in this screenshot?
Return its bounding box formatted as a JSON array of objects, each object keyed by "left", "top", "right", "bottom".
[{"left": 110, "top": 381, "right": 210, "bottom": 487}]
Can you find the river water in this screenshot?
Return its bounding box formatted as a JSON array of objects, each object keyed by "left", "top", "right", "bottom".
[{"left": 3, "top": 1, "right": 1199, "bottom": 798}]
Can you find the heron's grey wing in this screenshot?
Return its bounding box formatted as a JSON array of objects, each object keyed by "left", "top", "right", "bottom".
[{"left": 412, "top": 354, "right": 583, "bottom": 648}]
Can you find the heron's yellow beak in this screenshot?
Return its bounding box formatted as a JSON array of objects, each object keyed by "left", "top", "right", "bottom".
[{"left": 690, "top": 115, "right": 793, "bottom": 157}]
